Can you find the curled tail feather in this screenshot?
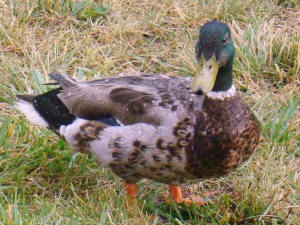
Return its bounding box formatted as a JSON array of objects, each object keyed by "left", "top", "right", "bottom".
[{"left": 49, "top": 73, "right": 77, "bottom": 89}]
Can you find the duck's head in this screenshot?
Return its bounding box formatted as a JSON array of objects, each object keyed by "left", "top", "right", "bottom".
[{"left": 192, "top": 20, "right": 235, "bottom": 95}]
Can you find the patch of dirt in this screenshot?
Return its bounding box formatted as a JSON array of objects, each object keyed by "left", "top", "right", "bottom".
[{"left": 274, "top": 7, "right": 300, "bottom": 32}]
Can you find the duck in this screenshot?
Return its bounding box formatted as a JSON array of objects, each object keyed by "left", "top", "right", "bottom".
[{"left": 16, "top": 20, "right": 260, "bottom": 206}]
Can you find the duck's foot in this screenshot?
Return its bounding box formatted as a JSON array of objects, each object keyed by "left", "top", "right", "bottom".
[
  {"left": 167, "top": 185, "right": 215, "bottom": 206},
  {"left": 180, "top": 192, "right": 213, "bottom": 206}
]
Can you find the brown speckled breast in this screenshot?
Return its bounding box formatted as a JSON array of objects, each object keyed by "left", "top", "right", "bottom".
[{"left": 185, "top": 94, "right": 260, "bottom": 179}]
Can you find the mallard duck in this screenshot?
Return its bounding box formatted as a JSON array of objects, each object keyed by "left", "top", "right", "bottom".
[{"left": 16, "top": 20, "right": 260, "bottom": 205}]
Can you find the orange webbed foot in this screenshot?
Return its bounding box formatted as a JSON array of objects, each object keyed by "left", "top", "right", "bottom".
[{"left": 167, "top": 185, "right": 216, "bottom": 206}]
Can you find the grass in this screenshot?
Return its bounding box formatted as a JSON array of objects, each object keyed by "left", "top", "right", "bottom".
[{"left": 0, "top": 0, "right": 299, "bottom": 224}]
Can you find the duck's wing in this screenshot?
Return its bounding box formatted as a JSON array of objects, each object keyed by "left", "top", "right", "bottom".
[{"left": 49, "top": 73, "right": 203, "bottom": 126}]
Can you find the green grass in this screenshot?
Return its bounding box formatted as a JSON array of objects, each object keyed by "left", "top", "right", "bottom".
[{"left": 0, "top": 0, "right": 299, "bottom": 224}]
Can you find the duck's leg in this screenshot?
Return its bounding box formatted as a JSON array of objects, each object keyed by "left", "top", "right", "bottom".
[
  {"left": 169, "top": 185, "right": 211, "bottom": 206},
  {"left": 124, "top": 183, "right": 137, "bottom": 207},
  {"left": 169, "top": 185, "right": 182, "bottom": 203}
]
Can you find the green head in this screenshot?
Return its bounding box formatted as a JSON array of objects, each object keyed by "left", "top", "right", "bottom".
[{"left": 192, "top": 20, "right": 235, "bottom": 94}]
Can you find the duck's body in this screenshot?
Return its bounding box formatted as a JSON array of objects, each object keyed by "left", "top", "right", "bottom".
[
  {"left": 17, "top": 73, "right": 259, "bottom": 184},
  {"left": 16, "top": 20, "right": 260, "bottom": 205}
]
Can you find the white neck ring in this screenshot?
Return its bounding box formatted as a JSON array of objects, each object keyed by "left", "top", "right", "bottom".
[{"left": 206, "top": 85, "right": 236, "bottom": 100}]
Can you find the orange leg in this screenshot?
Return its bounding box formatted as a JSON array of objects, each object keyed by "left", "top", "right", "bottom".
[
  {"left": 124, "top": 183, "right": 137, "bottom": 207},
  {"left": 169, "top": 185, "right": 212, "bottom": 206},
  {"left": 169, "top": 185, "right": 183, "bottom": 203}
]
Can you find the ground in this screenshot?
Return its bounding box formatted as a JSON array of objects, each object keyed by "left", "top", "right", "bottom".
[{"left": 0, "top": 0, "right": 299, "bottom": 224}]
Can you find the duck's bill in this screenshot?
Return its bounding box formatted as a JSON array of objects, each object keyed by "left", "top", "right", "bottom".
[{"left": 192, "top": 55, "right": 219, "bottom": 94}]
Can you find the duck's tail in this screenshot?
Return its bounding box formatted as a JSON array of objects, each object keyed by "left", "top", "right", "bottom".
[
  {"left": 16, "top": 88, "right": 76, "bottom": 131},
  {"left": 48, "top": 73, "right": 77, "bottom": 88}
]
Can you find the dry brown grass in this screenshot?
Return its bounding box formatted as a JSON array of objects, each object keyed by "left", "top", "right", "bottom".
[{"left": 0, "top": 0, "right": 299, "bottom": 224}]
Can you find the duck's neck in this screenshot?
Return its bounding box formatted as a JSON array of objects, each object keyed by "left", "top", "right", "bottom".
[
  {"left": 212, "top": 60, "right": 233, "bottom": 92},
  {"left": 205, "top": 60, "right": 235, "bottom": 100},
  {"left": 206, "top": 85, "right": 236, "bottom": 100}
]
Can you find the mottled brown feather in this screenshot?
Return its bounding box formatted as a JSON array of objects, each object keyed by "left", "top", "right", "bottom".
[{"left": 185, "top": 95, "right": 260, "bottom": 178}]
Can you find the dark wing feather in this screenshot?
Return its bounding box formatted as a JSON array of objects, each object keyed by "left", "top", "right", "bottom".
[{"left": 50, "top": 73, "right": 200, "bottom": 126}]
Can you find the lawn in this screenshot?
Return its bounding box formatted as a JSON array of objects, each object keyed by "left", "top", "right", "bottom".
[{"left": 0, "top": 0, "right": 299, "bottom": 224}]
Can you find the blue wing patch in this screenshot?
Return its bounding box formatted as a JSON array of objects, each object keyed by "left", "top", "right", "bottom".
[{"left": 96, "top": 116, "right": 120, "bottom": 126}]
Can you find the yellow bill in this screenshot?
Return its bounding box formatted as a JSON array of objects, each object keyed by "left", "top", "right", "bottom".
[{"left": 192, "top": 55, "right": 219, "bottom": 94}]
